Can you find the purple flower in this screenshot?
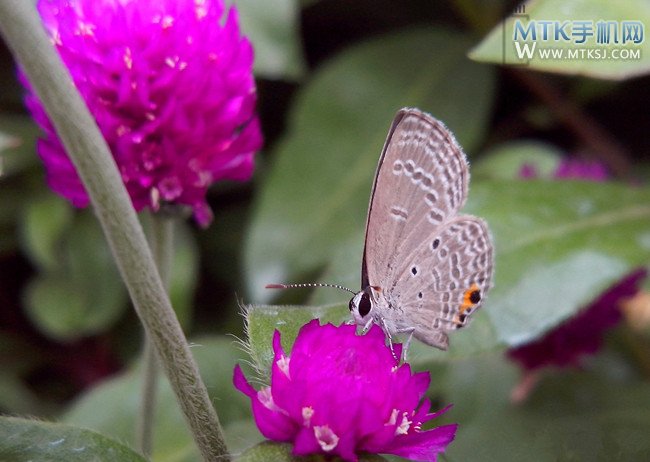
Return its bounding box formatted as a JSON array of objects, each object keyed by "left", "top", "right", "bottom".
[
  {"left": 21, "top": 0, "right": 262, "bottom": 227},
  {"left": 508, "top": 269, "right": 647, "bottom": 371},
  {"left": 518, "top": 158, "right": 609, "bottom": 182},
  {"left": 553, "top": 159, "right": 608, "bottom": 181},
  {"left": 234, "top": 320, "right": 457, "bottom": 462}
]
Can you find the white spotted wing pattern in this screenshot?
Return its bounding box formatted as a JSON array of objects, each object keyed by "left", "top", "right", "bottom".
[{"left": 349, "top": 108, "right": 494, "bottom": 351}]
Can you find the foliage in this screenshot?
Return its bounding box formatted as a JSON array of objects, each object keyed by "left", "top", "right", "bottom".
[
  {"left": 1, "top": 0, "right": 650, "bottom": 461},
  {"left": 0, "top": 416, "right": 147, "bottom": 462},
  {"left": 470, "top": 0, "right": 650, "bottom": 80}
]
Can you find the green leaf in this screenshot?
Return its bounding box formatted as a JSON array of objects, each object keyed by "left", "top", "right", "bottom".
[
  {"left": 469, "top": 0, "right": 650, "bottom": 80},
  {"left": 20, "top": 195, "right": 73, "bottom": 270},
  {"left": 245, "top": 303, "right": 349, "bottom": 373},
  {"left": 480, "top": 180, "right": 650, "bottom": 347},
  {"left": 230, "top": 0, "right": 305, "bottom": 79},
  {"left": 0, "top": 416, "right": 146, "bottom": 462},
  {"left": 236, "top": 441, "right": 295, "bottom": 462},
  {"left": 224, "top": 419, "right": 265, "bottom": 455},
  {"left": 472, "top": 140, "right": 563, "bottom": 180},
  {"left": 25, "top": 275, "right": 89, "bottom": 339},
  {"left": 63, "top": 335, "right": 253, "bottom": 462},
  {"left": 245, "top": 179, "right": 650, "bottom": 364},
  {"left": 24, "top": 210, "right": 128, "bottom": 340},
  {"left": 245, "top": 27, "right": 496, "bottom": 301},
  {"left": 439, "top": 353, "right": 650, "bottom": 461}
]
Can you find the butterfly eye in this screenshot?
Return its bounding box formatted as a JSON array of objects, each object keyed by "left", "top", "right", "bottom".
[
  {"left": 359, "top": 293, "right": 372, "bottom": 317},
  {"left": 348, "top": 298, "right": 355, "bottom": 312}
]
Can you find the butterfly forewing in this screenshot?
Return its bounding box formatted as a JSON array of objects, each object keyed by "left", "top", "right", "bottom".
[
  {"left": 363, "top": 108, "right": 469, "bottom": 289},
  {"left": 362, "top": 108, "right": 494, "bottom": 350}
]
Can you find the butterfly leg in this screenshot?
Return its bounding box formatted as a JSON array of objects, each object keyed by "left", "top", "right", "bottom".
[
  {"left": 395, "top": 327, "right": 416, "bottom": 362},
  {"left": 361, "top": 317, "right": 374, "bottom": 334},
  {"left": 375, "top": 315, "right": 399, "bottom": 360}
]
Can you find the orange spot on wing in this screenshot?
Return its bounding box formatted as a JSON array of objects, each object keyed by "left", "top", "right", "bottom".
[{"left": 459, "top": 283, "right": 481, "bottom": 317}]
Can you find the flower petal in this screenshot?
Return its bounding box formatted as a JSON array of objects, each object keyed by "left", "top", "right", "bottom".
[
  {"left": 383, "top": 424, "right": 458, "bottom": 461},
  {"left": 232, "top": 364, "right": 255, "bottom": 398},
  {"left": 232, "top": 365, "right": 297, "bottom": 441}
]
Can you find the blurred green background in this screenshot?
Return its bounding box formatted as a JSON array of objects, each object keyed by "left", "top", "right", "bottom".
[{"left": 2, "top": 0, "right": 650, "bottom": 460}]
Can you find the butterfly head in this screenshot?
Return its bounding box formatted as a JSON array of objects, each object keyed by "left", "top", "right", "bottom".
[{"left": 349, "top": 287, "right": 377, "bottom": 328}]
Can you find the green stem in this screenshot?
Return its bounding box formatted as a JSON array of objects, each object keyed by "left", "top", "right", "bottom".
[
  {"left": 137, "top": 215, "right": 175, "bottom": 458},
  {"left": 0, "top": 3, "right": 230, "bottom": 461}
]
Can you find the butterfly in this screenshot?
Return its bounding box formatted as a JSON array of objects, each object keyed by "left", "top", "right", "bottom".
[{"left": 268, "top": 108, "right": 494, "bottom": 358}]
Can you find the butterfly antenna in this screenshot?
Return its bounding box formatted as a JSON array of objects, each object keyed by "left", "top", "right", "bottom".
[{"left": 265, "top": 282, "right": 356, "bottom": 295}]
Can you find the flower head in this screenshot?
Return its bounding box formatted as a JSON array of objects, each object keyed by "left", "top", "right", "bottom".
[
  {"left": 234, "top": 320, "right": 457, "bottom": 462},
  {"left": 21, "top": 0, "right": 262, "bottom": 226}
]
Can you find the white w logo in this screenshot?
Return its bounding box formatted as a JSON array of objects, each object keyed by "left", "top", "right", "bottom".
[{"left": 514, "top": 41, "right": 537, "bottom": 59}]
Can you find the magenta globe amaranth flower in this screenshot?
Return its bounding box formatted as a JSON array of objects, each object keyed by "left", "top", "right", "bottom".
[
  {"left": 21, "top": 0, "right": 262, "bottom": 226},
  {"left": 234, "top": 320, "right": 457, "bottom": 462}
]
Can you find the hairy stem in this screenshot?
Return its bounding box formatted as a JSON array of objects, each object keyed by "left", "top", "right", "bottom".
[{"left": 0, "top": 3, "right": 229, "bottom": 461}]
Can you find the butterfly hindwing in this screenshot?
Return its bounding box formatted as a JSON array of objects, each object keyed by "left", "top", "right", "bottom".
[{"left": 389, "top": 215, "right": 494, "bottom": 349}]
